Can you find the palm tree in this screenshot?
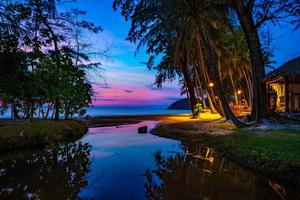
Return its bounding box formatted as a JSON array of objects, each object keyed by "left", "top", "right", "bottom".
[
  {"left": 218, "top": 27, "right": 252, "bottom": 107},
  {"left": 230, "top": 0, "right": 299, "bottom": 122},
  {"left": 114, "top": 0, "right": 254, "bottom": 126},
  {"left": 172, "top": 0, "right": 253, "bottom": 126}
]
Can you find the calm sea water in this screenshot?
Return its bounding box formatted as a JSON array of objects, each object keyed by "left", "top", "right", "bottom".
[
  {"left": 85, "top": 105, "right": 190, "bottom": 117},
  {"left": 0, "top": 121, "right": 299, "bottom": 199},
  {"left": 0, "top": 105, "right": 190, "bottom": 119}
]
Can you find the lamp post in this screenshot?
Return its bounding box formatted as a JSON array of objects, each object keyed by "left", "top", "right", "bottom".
[
  {"left": 209, "top": 82, "right": 215, "bottom": 100},
  {"left": 237, "top": 89, "right": 242, "bottom": 105}
]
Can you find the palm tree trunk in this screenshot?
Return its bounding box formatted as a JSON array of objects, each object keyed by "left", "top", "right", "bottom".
[
  {"left": 216, "top": 49, "right": 223, "bottom": 83},
  {"left": 242, "top": 66, "right": 253, "bottom": 107},
  {"left": 232, "top": 0, "right": 268, "bottom": 123},
  {"left": 181, "top": 61, "right": 197, "bottom": 117},
  {"left": 229, "top": 67, "right": 239, "bottom": 105},
  {"left": 194, "top": 66, "right": 207, "bottom": 109},
  {"left": 200, "top": 20, "right": 252, "bottom": 127},
  {"left": 196, "top": 39, "right": 218, "bottom": 113}
]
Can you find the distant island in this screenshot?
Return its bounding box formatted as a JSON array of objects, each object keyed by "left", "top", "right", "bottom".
[{"left": 168, "top": 98, "right": 190, "bottom": 110}]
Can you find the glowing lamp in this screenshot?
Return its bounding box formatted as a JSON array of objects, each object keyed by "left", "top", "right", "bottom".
[
  {"left": 237, "top": 90, "right": 242, "bottom": 95},
  {"left": 209, "top": 83, "right": 214, "bottom": 87}
]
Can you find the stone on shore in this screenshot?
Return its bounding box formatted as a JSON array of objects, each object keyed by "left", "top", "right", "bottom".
[{"left": 138, "top": 126, "right": 148, "bottom": 134}]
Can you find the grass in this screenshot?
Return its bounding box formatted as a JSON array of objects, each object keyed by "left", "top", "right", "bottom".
[
  {"left": 207, "top": 129, "right": 300, "bottom": 183},
  {"left": 0, "top": 119, "right": 87, "bottom": 153},
  {"left": 153, "top": 121, "right": 300, "bottom": 184}
]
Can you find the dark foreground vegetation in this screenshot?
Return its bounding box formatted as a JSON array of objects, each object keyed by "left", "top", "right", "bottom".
[
  {"left": 0, "top": 1, "right": 101, "bottom": 153},
  {"left": 0, "top": 120, "right": 87, "bottom": 153},
  {"left": 0, "top": 0, "right": 103, "bottom": 121},
  {"left": 153, "top": 121, "right": 300, "bottom": 185}
]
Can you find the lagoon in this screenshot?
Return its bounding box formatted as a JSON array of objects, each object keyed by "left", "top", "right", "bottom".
[{"left": 0, "top": 121, "right": 299, "bottom": 199}]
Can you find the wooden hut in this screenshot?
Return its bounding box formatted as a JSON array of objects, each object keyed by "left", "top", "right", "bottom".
[{"left": 265, "top": 56, "right": 300, "bottom": 112}]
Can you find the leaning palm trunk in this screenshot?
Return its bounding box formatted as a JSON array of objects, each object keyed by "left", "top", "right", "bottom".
[
  {"left": 232, "top": 0, "right": 268, "bottom": 123},
  {"left": 194, "top": 66, "right": 207, "bottom": 109},
  {"left": 196, "top": 40, "right": 218, "bottom": 113},
  {"left": 242, "top": 66, "right": 253, "bottom": 107},
  {"left": 200, "top": 21, "right": 253, "bottom": 128},
  {"left": 181, "top": 60, "right": 198, "bottom": 117},
  {"left": 207, "top": 89, "right": 221, "bottom": 114},
  {"left": 229, "top": 66, "right": 239, "bottom": 105}
]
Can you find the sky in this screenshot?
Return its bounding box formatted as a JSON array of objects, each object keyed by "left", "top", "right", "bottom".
[{"left": 61, "top": 0, "right": 300, "bottom": 107}]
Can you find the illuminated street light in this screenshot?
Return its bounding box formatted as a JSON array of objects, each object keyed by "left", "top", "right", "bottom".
[
  {"left": 237, "top": 89, "right": 242, "bottom": 95},
  {"left": 209, "top": 82, "right": 214, "bottom": 87}
]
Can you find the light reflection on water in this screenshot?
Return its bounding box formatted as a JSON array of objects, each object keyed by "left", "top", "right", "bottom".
[{"left": 0, "top": 121, "right": 299, "bottom": 200}]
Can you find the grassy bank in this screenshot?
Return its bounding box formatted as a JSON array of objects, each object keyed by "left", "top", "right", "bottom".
[
  {"left": 207, "top": 129, "right": 300, "bottom": 184},
  {"left": 152, "top": 120, "right": 300, "bottom": 185},
  {"left": 0, "top": 119, "right": 87, "bottom": 153}
]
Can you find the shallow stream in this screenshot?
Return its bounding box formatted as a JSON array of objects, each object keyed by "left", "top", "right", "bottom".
[{"left": 0, "top": 121, "right": 299, "bottom": 199}]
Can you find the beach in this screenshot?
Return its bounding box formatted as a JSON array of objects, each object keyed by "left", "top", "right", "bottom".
[{"left": 85, "top": 113, "right": 228, "bottom": 133}]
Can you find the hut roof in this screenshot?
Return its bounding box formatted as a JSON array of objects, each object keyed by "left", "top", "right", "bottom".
[{"left": 266, "top": 56, "right": 300, "bottom": 81}]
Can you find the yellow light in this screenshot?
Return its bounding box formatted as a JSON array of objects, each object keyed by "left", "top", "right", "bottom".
[
  {"left": 199, "top": 113, "right": 222, "bottom": 120},
  {"left": 209, "top": 82, "right": 214, "bottom": 87},
  {"left": 237, "top": 90, "right": 242, "bottom": 95}
]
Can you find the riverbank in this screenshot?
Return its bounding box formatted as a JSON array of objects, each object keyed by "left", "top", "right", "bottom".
[
  {"left": 85, "top": 113, "right": 222, "bottom": 127},
  {"left": 0, "top": 119, "right": 87, "bottom": 153},
  {"left": 152, "top": 118, "right": 300, "bottom": 185},
  {"left": 0, "top": 114, "right": 197, "bottom": 153}
]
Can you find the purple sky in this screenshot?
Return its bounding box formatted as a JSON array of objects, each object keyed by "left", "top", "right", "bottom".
[{"left": 61, "top": 0, "right": 300, "bottom": 106}]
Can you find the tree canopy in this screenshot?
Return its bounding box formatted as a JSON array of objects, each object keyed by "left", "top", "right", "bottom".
[
  {"left": 0, "top": 0, "right": 103, "bottom": 120},
  {"left": 114, "top": 0, "right": 300, "bottom": 126}
]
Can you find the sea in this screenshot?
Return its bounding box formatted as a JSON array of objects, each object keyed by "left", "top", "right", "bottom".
[{"left": 0, "top": 105, "right": 190, "bottom": 119}]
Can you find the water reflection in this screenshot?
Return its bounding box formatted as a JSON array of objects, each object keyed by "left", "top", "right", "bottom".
[
  {"left": 0, "top": 122, "right": 299, "bottom": 200},
  {"left": 0, "top": 142, "right": 91, "bottom": 199},
  {"left": 145, "top": 143, "right": 300, "bottom": 200}
]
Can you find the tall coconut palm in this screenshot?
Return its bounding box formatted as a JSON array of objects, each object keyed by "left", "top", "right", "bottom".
[
  {"left": 114, "top": 0, "right": 254, "bottom": 126},
  {"left": 230, "top": 0, "right": 299, "bottom": 122},
  {"left": 169, "top": 0, "right": 253, "bottom": 126},
  {"left": 218, "top": 27, "right": 252, "bottom": 106}
]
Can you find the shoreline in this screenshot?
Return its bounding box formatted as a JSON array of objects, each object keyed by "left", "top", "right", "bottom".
[
  {"left": 85, "top": 113, "right": 190, "bottom": 127},
  {"left": 85, "top": 113, "right": 222, "bottom": 127},
  {"left": 0, "top": 119, "right": 87, "bottom": 153}
]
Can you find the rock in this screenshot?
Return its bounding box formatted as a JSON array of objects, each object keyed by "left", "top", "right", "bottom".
[
  {"left": 167, "top": 98, "right": 190, "bottom": 110},
  {"left": 168, "top": 98, "right": 210, "bottom": 110},
  {"left": 138, "top": 126, "right": 148, "bottom": 134}
]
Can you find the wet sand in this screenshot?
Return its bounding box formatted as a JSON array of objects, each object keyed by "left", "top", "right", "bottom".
[
  {"left": 85, "top": 113, "right": 233, "bottom": 137},
  {"left": 85, "top": 114, "right": 193, "bottom": 127}
]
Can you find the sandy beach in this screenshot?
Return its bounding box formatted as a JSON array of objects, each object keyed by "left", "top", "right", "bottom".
[
  {"left": 85, "top": 113, "right": 234, "bottom": 137},
  {"left": 85, "top": 113, "right": 193, "bottom": 127}
]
